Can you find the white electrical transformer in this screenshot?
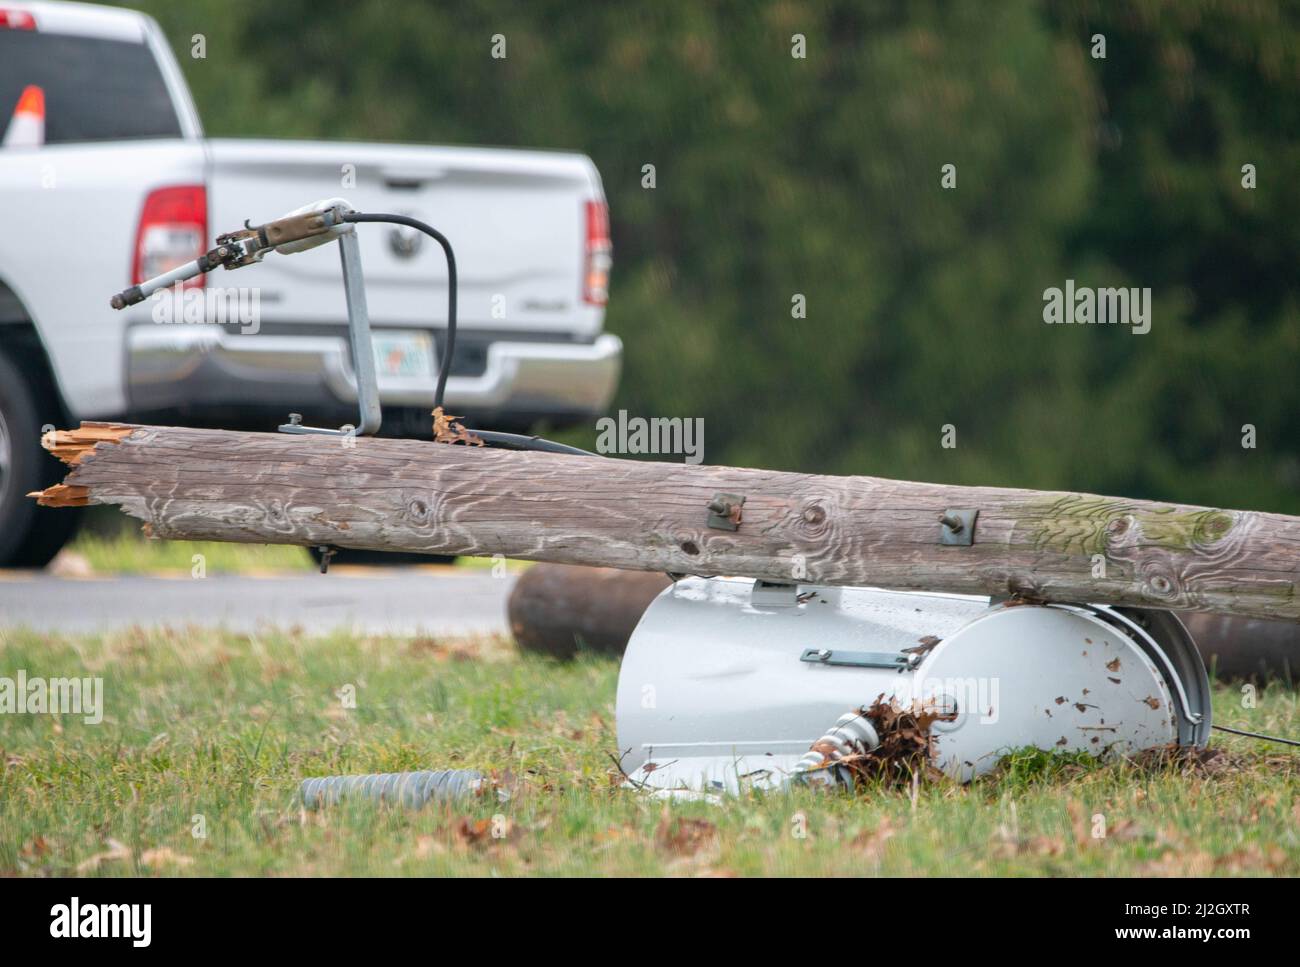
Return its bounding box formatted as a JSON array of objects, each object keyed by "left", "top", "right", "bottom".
[{"left": 616, "top": 577, "right": 1211, "bottom": 794}]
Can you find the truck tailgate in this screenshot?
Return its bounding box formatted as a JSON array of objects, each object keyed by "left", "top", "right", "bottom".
[{"left": 206, "top": 139, "right": 606, "bottom": 340}]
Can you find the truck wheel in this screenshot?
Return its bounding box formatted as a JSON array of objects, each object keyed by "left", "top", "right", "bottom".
[{"left": 0, "top": 349, "right": 82, "bottom": 567}]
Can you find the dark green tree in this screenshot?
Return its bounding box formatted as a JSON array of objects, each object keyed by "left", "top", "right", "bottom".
[{"left": 129, "top": 0, "right": 1298, "bottom": 512}]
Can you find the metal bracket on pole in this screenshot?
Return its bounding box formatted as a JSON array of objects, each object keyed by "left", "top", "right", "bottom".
[
  {"left": 707, "top": 493, "right": 745, "bottom": 531},
  {"left": 939, "top": 508, "right": 978, "bottom": 546},
  {"left": 279, "top": 229, "right": 382, "bottom": 437}
]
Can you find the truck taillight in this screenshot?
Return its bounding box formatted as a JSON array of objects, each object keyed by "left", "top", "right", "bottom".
[
  {"left": 583, "top": 200, "right": 611, "bottom": 306},
  {"left": 0, "top": 9, "right": 37, "bottom": 29},
  {"left": 132, "top": 185, "right": 207, "bottom": 289}
]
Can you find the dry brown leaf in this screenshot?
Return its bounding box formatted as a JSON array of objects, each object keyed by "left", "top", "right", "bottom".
[
  {"left": 455, "top": 817, "right": 492, "bottom": 845},
  {"left": 993, "top": 828, "right": 1065, "bottom": 859},
  {"left": 1216, "top": 844, "right": 1289, "bottom": 873},
  {"left": 814, "top": 696, "right": 955, "bottom": 791},
  {"left": 413, "top": 835, "right": 445, "bottom": 859},
  {"left": 432, "top": 406, "right": 484, "bottom": 446},
  {"left": 1001, "top": 593, "right": 1049, "bottom": 608},
  {"left": 851, "top": 818, "right": 897, "bottom": 857},
  {"left": 1064, "top": 801, "right": 1146, "bottom": 848},
  {"left": 1129, "top": 744, "right": 1243, "bottom": 776},
  {"left": 1142, "top": 849, "right": 1215, "bottom": 876},
  {"left": 140, "top": 847, "right": 194, "bottom": 868},
  {"left": 76, "top": 838, "right": 132, "bottom": 873},
  {"left": 454, "top": 815, "right": 514, "bottom": 848},
  {"left": 1066, "top": 800, "right": 1093, "bottom": 848},
  {"left": 654, "top": 805, "right": 717, "bottom": 856},
  {"left": 903, "top": 634, "right": 943, "bottom": 657},
  {"left": 594, "top": 824, "right": 639, "bottom": 849},
  {"left": 1106, "top": 820, "right": 1145, "bottom": 842}
]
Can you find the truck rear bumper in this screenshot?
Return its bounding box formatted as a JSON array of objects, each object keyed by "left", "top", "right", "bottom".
[{"left": 125, "top": 326, "right": 622, "bottom": 425}]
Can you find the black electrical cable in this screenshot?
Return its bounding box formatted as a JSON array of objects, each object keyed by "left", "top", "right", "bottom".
[
  {"left": 342, "top": 212, "right": 591, "bottom": 456},
  {"left": 1211, "top": 724, "right": 1300, "bottom": 748},
  {"left": 467, "top": 429, "right": 594, "bottom": 455},
  {"left": 342, "top": 212, "right": 457, "bottom": 411}
]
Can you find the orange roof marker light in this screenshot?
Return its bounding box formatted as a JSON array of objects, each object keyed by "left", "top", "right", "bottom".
[{"left": 3, "top": 84, "right": 45, "bottom": 148}]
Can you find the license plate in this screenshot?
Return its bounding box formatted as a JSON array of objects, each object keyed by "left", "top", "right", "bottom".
[{"left": 371, "top": 330, "right": 436, "bottom": 382}]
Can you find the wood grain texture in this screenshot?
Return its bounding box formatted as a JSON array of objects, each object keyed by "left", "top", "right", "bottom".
[{"left": 35, "top": 422, "right": 1300, "bottom": 623}]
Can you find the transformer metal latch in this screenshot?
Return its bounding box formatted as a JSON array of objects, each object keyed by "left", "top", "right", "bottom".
[{"left": 800, "top": 648, "right": 919, "bottom": 672}]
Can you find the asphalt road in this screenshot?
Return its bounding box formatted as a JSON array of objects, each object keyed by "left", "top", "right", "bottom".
[{"left": 0, "top": 568, "right": 516, "bottom": 637}]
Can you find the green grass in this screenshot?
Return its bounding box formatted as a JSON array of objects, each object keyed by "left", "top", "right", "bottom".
[
  {"left": 1, "top": 626, "right": 1298, "bottom": 876},
  {"left": 68, "top": 532, "right": 313, "bottom": 575},
  {"left": 63, "top": 529, "right": 528, "bottom": 576}
]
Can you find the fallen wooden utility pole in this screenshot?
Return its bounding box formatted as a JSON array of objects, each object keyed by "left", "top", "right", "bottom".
[{"left": 32, "top": 422, "right": 1300, "bottom": 624}]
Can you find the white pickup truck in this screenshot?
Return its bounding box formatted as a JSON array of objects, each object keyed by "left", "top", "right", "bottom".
[{"left": 0, "top": 0, "right": 620, "bottom": 566}]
